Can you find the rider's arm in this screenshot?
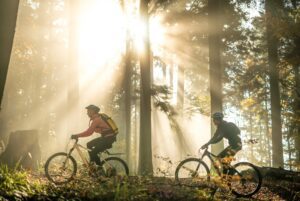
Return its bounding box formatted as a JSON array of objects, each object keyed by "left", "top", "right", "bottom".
[
  {"left": 76, "top": 119, "right": 98, "bottom": 138},
  {"left": 207, "top": 130, "right": 223, "bottom": 145}
]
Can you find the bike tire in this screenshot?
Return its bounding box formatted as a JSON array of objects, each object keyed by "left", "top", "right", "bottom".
[
  {"left": 101, "top": 157, "right": 129, "bottom": 176},
  {"left": 175, "top": 158, "right": 210, "bottom": 187},
  {"left": 230, "top": 162, "right": 262, "bottom": 197},
  {"left": 44, "top": 152, "right": 77, "bottom": 185}
]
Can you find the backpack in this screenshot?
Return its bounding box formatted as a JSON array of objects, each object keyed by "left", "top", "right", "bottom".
[
  {"left": 99, "top": 113, "right": 119, "bottom": 135},
  {"left": 228, "top": 122, "right": 241, "bottom": 136}
]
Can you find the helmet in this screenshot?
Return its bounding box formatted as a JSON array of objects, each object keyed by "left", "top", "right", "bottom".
[
  {"left": 85, "top": 104, "right": 100, "bottom": 113},
  {"left": 212, "top": 112, "right": 224, "bottom": 120}
]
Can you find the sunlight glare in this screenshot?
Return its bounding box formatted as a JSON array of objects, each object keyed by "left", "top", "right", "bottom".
[
  {"left": 150, "top": 16, "right": 165, "bottom": 51},
  {"left": 128, "top": 14, "right": 165, "bottom": 54},
  {"left": 129, "top": 18, "right": 145, "bottom": 53},
  {"left": 79, "top": 0, "right": 125, "bottom": 74}
]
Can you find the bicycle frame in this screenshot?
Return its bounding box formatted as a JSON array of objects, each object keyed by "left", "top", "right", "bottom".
[
  {"left": 44, "top": 138, "right": 130, "bottom": 185},
  {"left": 65, "top": 139, "right": 125, "bottom": 172},
  {"left": 68, "top": 139, "right": 90, "bottom": 166},
  {"left": 200, "top": 148, "right": 229, "bottom": 176},
  {"left": 174, "top": 147, "right": 262, "bottom": 197},
  {"left": 61, "top": 139, "right": 92, "bottom": 173}
]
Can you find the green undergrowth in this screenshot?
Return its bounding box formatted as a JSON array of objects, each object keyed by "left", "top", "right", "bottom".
[
  {"left": 0, "top": 165, "right": 286, "bottom": 201},
  {"left": 0, "top": 165, "right": 45, "bottom": 199}
]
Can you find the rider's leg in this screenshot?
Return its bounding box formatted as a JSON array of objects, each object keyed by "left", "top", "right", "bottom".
[
  {"left": 218, "top": 144, "right": 242, "bottom": 175},
  {"left": 218, "top": 146, "right": 234, "bottom": 175},
  {"left": 87, "top": 136, "right": 116, "bottom": 166},
  {"left": 87, "top": 137, "right": 103, "bottom": 166}
]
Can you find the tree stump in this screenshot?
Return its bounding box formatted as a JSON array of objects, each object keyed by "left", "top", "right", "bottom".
[{"left": 0, "top": 130, "right": 41, "bottom": 170}]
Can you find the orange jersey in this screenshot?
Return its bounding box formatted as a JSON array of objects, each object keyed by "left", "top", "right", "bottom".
[{"left": 76, "top": 114, "right": 113, "bottom": 137}]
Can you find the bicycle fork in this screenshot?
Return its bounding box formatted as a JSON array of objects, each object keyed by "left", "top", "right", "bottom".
[
  {"left": 60, "top": 147, "right": 76, "bottom": 170},
  {"left": 192, "top": 154, "right": 207, "bottom": 177}
]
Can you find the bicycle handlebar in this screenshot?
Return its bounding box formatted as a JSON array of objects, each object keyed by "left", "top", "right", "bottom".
[
  {"left": 198, "top": 146, "right": 208, "bottom": 157},
  {"left": 71, "top": 138, "right": 79, "bottom": 144}
]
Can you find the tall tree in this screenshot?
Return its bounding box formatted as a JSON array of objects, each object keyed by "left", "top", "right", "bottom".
[
  {"left": 124, "top": 38, "right": 132, "bottom": 169},
  {"left": 139, "top": 0, "right": 153, "bottom": 175},
  {"left": 121, "top": 0, "right": 133, "bottom": 169},
  {"left": 0, "top": 0, "right": 20, "bottom": 107},
  {"left": 289, "top": 3, "right": 300, "bottom": 169},
  {"left": 177, "top": 65, "right": 185, "bottom": 114},
  {"left": 294, "top": 65, "right": 300, "bottom": 166},
  {"left": 265, "top": 0, "right": 284, "bottom": 167},
  {"left": 67, "top": 0, "right": 80, "bottom": 132},
  {"left": 208, "top": 0, "right": 224, "bottom": 153}
]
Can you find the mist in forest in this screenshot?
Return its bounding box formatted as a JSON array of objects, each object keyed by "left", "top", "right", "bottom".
[
  {"left": 0, "top": 0, "right": 299, "bottom": 175},
  {"left": 0, "top": 0, "right": 212, "bottom": 175}
]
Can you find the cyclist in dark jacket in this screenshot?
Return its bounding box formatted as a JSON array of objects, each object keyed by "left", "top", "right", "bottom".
[{"left": 201, "top": 112, "right": 242, "bottom": 160}]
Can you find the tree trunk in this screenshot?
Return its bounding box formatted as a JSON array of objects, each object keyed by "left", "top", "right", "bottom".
[
  {"left": 120, "top": 0, "right": 132, "bottom": 171},
  {"left": 0, "top": 0, "right": 20, "bottom": 108},
  {"left": 259, "top": 119, "right": 264, "bottom": 165},
  {"left": 290, "top": 0, "right": 300, "bottom": 172},
  {"left": 264, "top": 92, "right": 272, "bottom": 167},
  {"left": 125, "top": 29, "right": 132, "bottom": 169},
  {"left": 294, "top": 64, "right": 300, "bottom": 169},
  {"left": 249, "top": 111, "right": 254, "bottom": 161},
  {"left": 287, "top": 129, "right": 292, "bottom": 170},
  {"left": 162, "top": 62, "right": 167, "bottom": 83},
  {"left": 139, "top": 0, "right": 153, "bottom": 175},
  {"left": 265, "top": 0, "right": 284, "bottom": 168},
  {"left": 177, "top": 65, "right": 185, "bottom": 114},
  {"left": 67, "top": 0, "right": 80, "bottom": 133},
  {"left": 208, "top": 0, "right": 224, "bottom": 154},
  {"left": 30, "top": 0, "right": 49, "bottom": 130},
  {"left": 169, "top": 63, "right": 174, "bottom": 89}
]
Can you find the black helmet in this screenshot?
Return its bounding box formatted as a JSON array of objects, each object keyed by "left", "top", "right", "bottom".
[
  {"left": 85, "top": 104, "right": 100, "bottom": 113},
  {"left": 212, "top": 112, "right": 224, "bottom": 120}
]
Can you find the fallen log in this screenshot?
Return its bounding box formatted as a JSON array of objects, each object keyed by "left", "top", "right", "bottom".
[{"left": 258, "top": 166, "right": 300, "bottom": 183}]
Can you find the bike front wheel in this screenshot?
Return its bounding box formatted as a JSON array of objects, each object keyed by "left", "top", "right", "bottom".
[
  {"left": 229, "top": 162, "right": 262, "bottom": 197},
  {"left": 175, "top": 158, "right": 210, "bottom": 187},
  {"left": 101, "top": 157, "right": 129, "bottom": 177},
  {"left": 44, "top": 152, "right": 77, "bottom": 184}
]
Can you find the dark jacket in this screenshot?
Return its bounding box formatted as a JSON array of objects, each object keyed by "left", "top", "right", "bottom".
[{"left": 208, "top": 121, "right": 242, "bottom": 147}]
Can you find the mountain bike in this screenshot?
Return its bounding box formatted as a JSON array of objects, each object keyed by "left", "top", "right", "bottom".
[
  {"left": 44, "top": 138, "right": 129, "bottom": 185},
  {"left": 175, "top": 147, "right": 262, "bottom": 197}
]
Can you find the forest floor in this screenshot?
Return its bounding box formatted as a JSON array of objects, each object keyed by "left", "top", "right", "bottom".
[{"left": 0, "top": 167, "right": 299, "bottom": 201}]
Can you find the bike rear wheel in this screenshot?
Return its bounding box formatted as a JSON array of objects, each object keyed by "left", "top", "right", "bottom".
[
  {"left": 229, "top": 162, "right": 262, "bottom": 197},
  {"left": 101, "top": 157, "right": 129, "bottom": 177},
  {"left": 175, "top": 158, "right": 210, "bottom": 187},
  {"left": 44, "top": 152, "right": 77, "bottom": 184}
]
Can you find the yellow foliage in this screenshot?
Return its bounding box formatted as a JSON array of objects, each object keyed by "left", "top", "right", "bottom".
[
  {"left": 240, "top": 98, "right": 256, "bottom": 109},
  {"left": 245, "top": 58, "right": 255, "bottom": 68}
]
